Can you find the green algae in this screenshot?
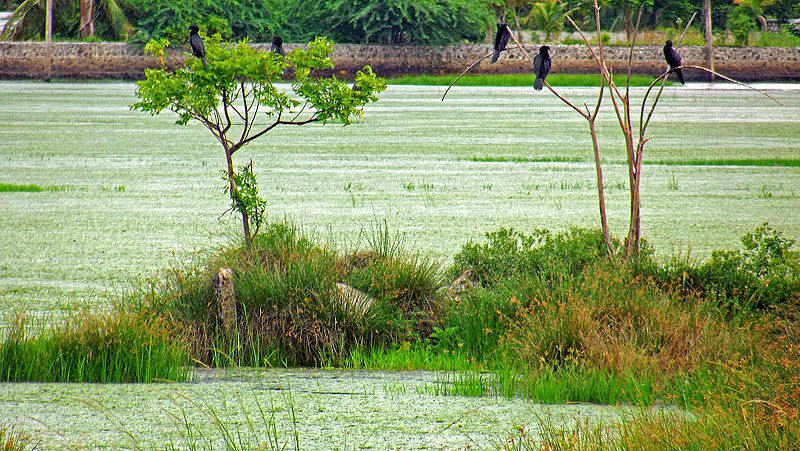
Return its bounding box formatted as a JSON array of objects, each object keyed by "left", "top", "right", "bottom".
[{"left": 0, "top": 369, "right": 658, "bottom": 449}]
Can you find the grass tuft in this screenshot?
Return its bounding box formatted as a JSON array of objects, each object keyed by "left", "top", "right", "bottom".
[{"left": 0, "top": 312, "right": 189, "bottom": 383}]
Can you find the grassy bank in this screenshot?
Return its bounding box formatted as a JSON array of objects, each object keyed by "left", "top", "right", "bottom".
[
  {"left": 388, "top": 73, "right": 662, "bottom": 87},
  {"left": 1, "top": 221, "right": 798, "bottom": 447}
]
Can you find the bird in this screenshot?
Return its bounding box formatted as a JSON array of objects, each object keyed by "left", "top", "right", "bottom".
[
  {"left": 188, "top": 25, "right": 207, "bottom": 70},
  {"left": 270, "top": 36, "right": 285, "bottom": 56},
  {"left": 491, "top": 23, "right": 511, "bottom": 63},
  {"left": 533, "top": 45, "right": 551, "bottom": 91},
  {"left": 663, "top": 40, "right": 684, "bottom": 85}
]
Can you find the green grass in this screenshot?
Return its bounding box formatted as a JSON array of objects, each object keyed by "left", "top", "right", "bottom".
[
  {"left": 0, "top": 313, "right": 189, "bottom": 383},
  {"left": 0, "top": 183, "right": 66, "bottom": 192},
  {"left": 388, "top": 73, "right": 662, "bottom": 87}
]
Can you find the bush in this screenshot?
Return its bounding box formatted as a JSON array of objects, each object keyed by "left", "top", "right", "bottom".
[
  {"left": 642, "top": 223, "right": 800, "bottom": 311},
  {"left": 138, "top": 222, "right": 444, "bottom": 367},
  {"left": 451, "top": 227, "right": 616, "bottom": 287}
]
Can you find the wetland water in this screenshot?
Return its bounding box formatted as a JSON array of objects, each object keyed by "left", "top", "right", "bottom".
[
  {"left": 0, "top": 82, "right": 794, "bottom": 447},
  {"left": 0, "top": 368, "right": 648, "bottom": 449}
]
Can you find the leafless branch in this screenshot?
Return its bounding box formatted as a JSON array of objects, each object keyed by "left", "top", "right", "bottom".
[
  {"left": 441, "top": 52, "right": 493, "bottom": 101},
  {"left": 676, "top": 13, "right": 698, "bottom": 47}
]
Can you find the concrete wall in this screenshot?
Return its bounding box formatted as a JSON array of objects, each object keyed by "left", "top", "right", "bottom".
[{"left": 1, "top": 41, "right": 799, "bottom": 81}]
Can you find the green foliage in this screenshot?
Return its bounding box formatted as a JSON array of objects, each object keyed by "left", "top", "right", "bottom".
[
  {"left": 451, "top": 227, "right": 616, "bottom": 286},
  {"left": 526, "top": 0, "right": 576, "bottom": 41},
  {"left": 728, "top": 4, "right": 758, "bottom": 45},
  {"left": 289, "top": 0, "right": 492, "bottom": 45},
  {"left": 642, "top": 223, "right": 800, "bottom": 311},
  {"left": 133, "top": 35, "right": 384, "bottom": 240},
  {"left": 224, "top": 164, "right": 267, "bottom": 238},
  {"left": 1, "top": 0, "right": 137, "bottom": 41},
  {"left": 129, "top": 0, "right": 285, "bottom": 42},
  {"left": 0, "top": 313, "right": 189, "bottom": 383},
  {"left": 137, "top": 222, "right": 443, "bottom": 367}
]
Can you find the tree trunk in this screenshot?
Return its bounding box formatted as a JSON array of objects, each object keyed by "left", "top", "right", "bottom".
[
  {"left": 704, "top": 0, "right": 714, "bottom": 81},
  {"left": 513, "top": 9, "right": 524, "bottom": 44},
  {"left": 623, "top": 3, "right": 633, "bottom": 41},
  {"left": 79, "top": 0, "right": 94, "bottom": 38},
  {"left": 44, "top": 0, "right": 52, "bottom": 82},
  {"left": 589, "top": 120, "right": 613, "bottom": 254},
  {"left": 225, "top": 148, "right": 251, "bottom": 243}
]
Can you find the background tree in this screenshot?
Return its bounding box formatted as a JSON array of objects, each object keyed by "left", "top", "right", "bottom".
[
  {"left": 133, "top": 36, "right": 386, "bottom": 242},
  {"left": 2, "top": 0, "right": 135, "bottom": 40},
  {"left": 526, "top": 0, "right": 577, "bottom": 41}
]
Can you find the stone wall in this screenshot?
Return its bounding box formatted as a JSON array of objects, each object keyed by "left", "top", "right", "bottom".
[{"left": 1, "top": 41, "right": 799, "bottom": 81}]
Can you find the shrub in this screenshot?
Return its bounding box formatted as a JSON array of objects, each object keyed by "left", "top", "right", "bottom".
[
  {"left": 642, "top": 223, "right": 800, "bottom": 311},
  {"left": 451, "top": 227, "right": 616, "bottom": 287},
  {"left": 137, "top": 222, "right": 444, "bottom": 367}
]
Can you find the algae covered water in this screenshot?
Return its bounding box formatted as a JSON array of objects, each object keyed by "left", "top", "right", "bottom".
[{"left": 0, "top": 368, "right": 646, "bottom": 449}]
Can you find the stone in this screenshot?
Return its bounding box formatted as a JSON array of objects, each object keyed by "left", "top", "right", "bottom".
[
  {"left": 213, "top": 267, "right": 237, "bottom": 335},
  {"left": 446, "top": 269, "right": 479, "bottom": 301},
  {"left": 335, "top": 282, "right": 375, "bottom": 316}
]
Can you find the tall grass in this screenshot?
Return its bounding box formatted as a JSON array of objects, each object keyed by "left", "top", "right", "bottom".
[
  {"left": 134, "top": 222, "right": 444, "bottom": 367},
  {"left": 0, "top": 312, "right": 189, "bottom": 383},
  {"left": 0, "top": 423, "right": 35, "bottom": 451}
]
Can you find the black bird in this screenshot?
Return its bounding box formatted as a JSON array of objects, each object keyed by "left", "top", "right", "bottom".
[
  {"left": 533, "top": 45, "right": 551, "bottom": 91},
  {"left": 271, "top": 36, "right": 285, "bottom": 56},
  {"left": 188, "top": 25, "right": 207, "bottom": 70},
  {"left": 663, "top": 40, "right": 684, "bottom": 85},
  {"left": 491, "top": 23, "right": 511, "bottom": 63}
]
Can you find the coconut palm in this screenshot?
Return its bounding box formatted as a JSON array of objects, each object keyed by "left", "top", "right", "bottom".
[
  {"left": 526, "top": 0, "right": 576, "bottom": 41},
  {"left": 1, "top": 0, "right": 136, "bottom": 40}
]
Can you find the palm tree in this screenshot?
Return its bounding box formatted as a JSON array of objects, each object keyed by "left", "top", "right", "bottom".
[
  {"left": 526, "top": 0, "right": 576, "bottom": 41},
  {"left": 2, "top": 0, "right": 136, "bottom": 40}
]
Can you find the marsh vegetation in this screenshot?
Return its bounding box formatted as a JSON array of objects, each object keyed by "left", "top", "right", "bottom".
[{"left": 1, "top": 82, "right": 799, "bottom": 448}]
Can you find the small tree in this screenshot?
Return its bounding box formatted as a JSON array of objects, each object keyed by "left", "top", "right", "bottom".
[{"left": 133, "top": 35, "right": 386, "bottom": 242}]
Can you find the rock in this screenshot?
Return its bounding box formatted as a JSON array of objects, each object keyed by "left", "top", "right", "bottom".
[
  {"left": 213, "top": 267, "right": 237, "bottom": 335},
  {"left": 446, "top": 269, "right": 479, "bottom": 300},
  {"left": 335, "top": 283, "right": 375, "bottom": 316}
]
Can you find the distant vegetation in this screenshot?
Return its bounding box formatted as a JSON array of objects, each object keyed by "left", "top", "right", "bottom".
[{"left": 2, "top": 0, "right": 799, "bottom": 47}]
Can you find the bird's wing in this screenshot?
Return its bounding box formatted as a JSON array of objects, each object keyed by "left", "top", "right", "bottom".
[
  {"left": 542, "top": 57, "right": 551, "bottom": 77},
  {"left": 671, "top": 48, "right": 681, "bottom": 65},
  {"left": 534, "top": 54, "right": 542, "bottom": 73},
  {"left": 499, "top": 30, "right": 510, "bottom": 51}
]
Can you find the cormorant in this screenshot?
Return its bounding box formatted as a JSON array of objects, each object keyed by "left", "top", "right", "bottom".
[
  {"left": 188, "top": 25, "right": 207, "bottom": 70},
  {"left": 663, "top": 40, "right": 685, "bottom": 85},
  {"left": 491, "top": 23, "right": 511, "bottom": 63},
  {"left": 271, "top": 36, "right": 285, "bottom": 56},
  {"left": 533, "top": 45, "right": 551, "bottom": 91}
]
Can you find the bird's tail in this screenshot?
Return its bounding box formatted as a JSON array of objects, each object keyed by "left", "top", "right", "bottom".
[
  {"left": 676, "top": 68, "right": 684, "bottom": 85},
  {"left": 534, "top": 77, "right": 543, "bottom": 91},
  {"left": 202, "top": 57, "right": 208, "bottom": 70},
  {"left": 491, "top": 51, "right": 500, "bottom": 63}
]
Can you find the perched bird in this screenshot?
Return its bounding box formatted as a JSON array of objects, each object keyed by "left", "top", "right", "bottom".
[
  {"left": 270, "top": 36, "right": 285, "bottom": 56},
  {"left": 533, "top": 45, "right": 551, "bottom": 91},
  {"left": 188, "top": 25, "right": 207, "bottom": 70},
  {"left": 663, "top": 40, "right": 684, "bottom": 85},
  {"left": 491, "top": 23, "right": 511, "bottom": 63}
]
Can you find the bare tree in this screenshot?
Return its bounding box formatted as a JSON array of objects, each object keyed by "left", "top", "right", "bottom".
[{"left": 444, "top": 0, "right": 780, "bottom": 258}]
